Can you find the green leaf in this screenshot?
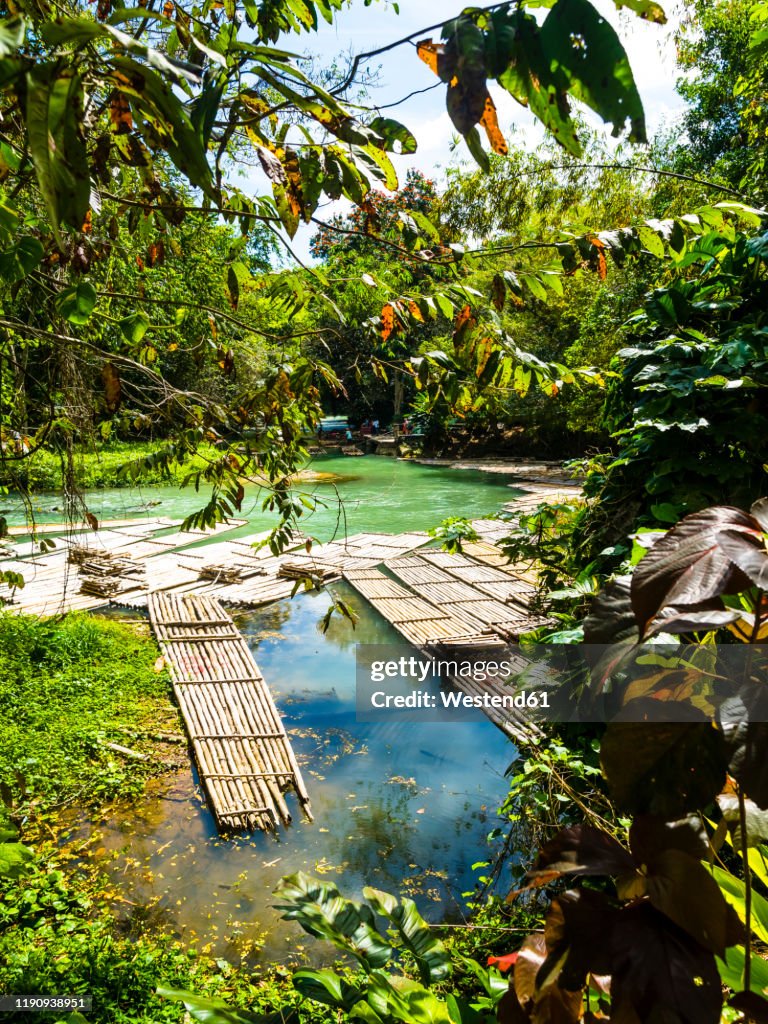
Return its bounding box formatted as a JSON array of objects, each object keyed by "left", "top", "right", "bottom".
[
  {"left": 0, "top": 235, "right": 43, "bottom": 282},
  {"left": 520, "top": 272, "right": 547, "bottom": 302},
  {"left": 435, "top": 293, "right": 455, "bottom": 320},
  {"left": 293, "top": 969, "right": 364, "bottom": 1010},
  {"left": 650, "top": 503, "right": 680, "bottom": 524},
  {"left": 711, "top": 865, "right": 768, "bottom": 945},
  {"left": 0, "top": 17, "right": 25, "bottom": 56},
  {"left": 367, "top": 973, "right": 453, "bottom": 1024},
  {"left": 120, "top": 310, "right": 150, "bottom": 344},
  {"left": 110, "top": 56, "right": 214, "bottom": 199},
  {"left": 274, "top": 872, "right": 393, "bottom": 969},
  {"left": 612, "top": 0, "right": 666, "bottom": 22},
  {"left": 717, "top": 945, "right": 768, "bottom": 998},
  {"left": 0, "top": 195, "right": 19, "bottom": 244},
  {"left": 541, "top": 0, "right": 646, "bottom": 143},
  {"left": 26, "top": 64, "right": 90, "bottom": 235},
  {"left": 56, "top": 282, "right": 97, "bottom": 324},
  {"left": 363, "top": 888, "right": 451, "bottom": 984},
  {"left": 157, "top": 988, "right": 296, "bottom": 1024},
  {"left": 272, "top": 182, "right": 300, "bottom": 238},
  {"left": 368, "top": 117, "right": 417, "bottom": 154},
  {"left": 360, "top": 142, "right": 398, "bottom": 190},
  {"left": 463, "top": 126, "right": 490, "bottom": 172},
  {"left": 0, "top": 837, "right": 33, "bottom": 878},
  {"left": 226, "top": 261, "right": 251, "bottom": 310},
  {"left": 495, "top": 8, "right": 582, "bottom": 155}
]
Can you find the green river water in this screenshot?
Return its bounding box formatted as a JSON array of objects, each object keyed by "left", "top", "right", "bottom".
[{"left": 52, "top": 458, "right": 525, "bottom": 964}]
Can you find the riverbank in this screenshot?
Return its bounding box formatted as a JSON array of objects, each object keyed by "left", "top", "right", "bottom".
[
  {"left": 2, "top": 439, "right": 583, "bottom": 496},
  {"left": 413, "top": 457, "right": 580, "bottom": 485}
]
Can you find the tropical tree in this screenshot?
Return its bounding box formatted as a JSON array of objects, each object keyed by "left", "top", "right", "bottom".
[{"left": 0, "top": 0, "right": 660, "bottom": 532}]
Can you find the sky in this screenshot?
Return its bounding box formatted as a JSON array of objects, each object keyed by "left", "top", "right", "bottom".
[{"left": 270, "top": 0, "right": 687, "bottom": 261}]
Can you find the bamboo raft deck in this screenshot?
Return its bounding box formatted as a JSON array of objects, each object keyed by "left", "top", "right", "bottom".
[
  {"left": 0, "top": 518, "right": 248, "bottom": 616},
  {"left": 387, "top": 553, "right": 549, "bottom": 639},
  {"left": 148, "top": 591, "right": 311, "bottom": 833},
  {"left": 503, "top": 482, "right": 582, "bottom": 516},
  {"left": 342, "top": 563, "right": 543, "bottom": 743},
  {"left": 113, "top": 531, "right": 431, "bottom": 611},
  {"left": 343, "top": 566, "right": 505, "bottom": 648}
]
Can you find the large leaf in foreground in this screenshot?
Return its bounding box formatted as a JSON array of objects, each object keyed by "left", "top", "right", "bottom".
[
  {"left": 630, "top": 507, "right": 762, "bottom": 634},
  {"left": 364, "top": 887, "right": 451, "bottom": 984},
  {"left": 600, "top": 718, "right": 728, "bottom": 816},
  {"left": 274, "top": 872, "right": 392, "bottom": 969}
]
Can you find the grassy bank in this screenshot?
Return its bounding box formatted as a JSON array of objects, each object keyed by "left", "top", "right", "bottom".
[
  {"left": 0, "top": 613, "right": 290, "bottom": 1023},
  {"left": 1, "top": 442, "right": 218, "bottom": 492},
  {"left": 0, "top": 614, "right": 181, "bottom": 815}
]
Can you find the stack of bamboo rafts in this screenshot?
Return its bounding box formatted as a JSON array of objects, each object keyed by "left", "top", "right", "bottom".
[
  {"left": 148, "top": 591, "right": 312, "bottom": 833},
  {"left": 71, "top": 549, "right": 145, "bottom": 598},
  {"left": 278, "top": 561, "right": 340, "bottom": 583},
  {"left": 197, "top": 564, "right": 247, "bottom": 584}
]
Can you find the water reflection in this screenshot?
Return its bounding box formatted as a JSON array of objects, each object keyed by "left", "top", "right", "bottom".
[{"left": 65, "top": 530, "right": 516, "bottom": 963}]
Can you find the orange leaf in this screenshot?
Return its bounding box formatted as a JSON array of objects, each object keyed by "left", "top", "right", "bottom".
[
  {"left": 588, "top": 235, "right": 607, "bottom": 282},
  {"left": 381, "top": 303, "right": 396, "bottom": 341},
  {"left": 284, "top": 148, "right": 305, "bottom": 220},
  {"left": 408, "top": 300, "right": 424, "bottom": 323},
  {"left": 456, "top": 304, "right": 473, "bottom": 331},
  {"left": 416, "top": 39, "right": 442, "bottom": 77},
  {"left": 490, "top": 273, "right": 505, "bottom": 312},
  {"left": 102, "top": 362, "right": 121, "bottom": 413},
  {"left": 147, "top": 240, "right": 165, "bottom": 267},
  {"left": 453, "top": 304, "right": 476, "bottom": 348},
  {"left": 479, "top": 94, "right": 508, "bottom": 155},
  {"left": 597, "top": 249, "right": 607, "bottom": 281},
  {"left": 162, "top": 0, "right": 173, "bottom": 15},
  {"left": 81, "top": 209, "right": 93, "bottom": 235}
]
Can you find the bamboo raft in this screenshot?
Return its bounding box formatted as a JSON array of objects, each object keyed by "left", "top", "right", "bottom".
[
  {"left": 342, "top": 564, "right": 543, "bottom": 744},
  {"left": 502, "top": 483, "right": 582, "bottom": 517},
  {"left": 387, "top": 554, "right": 549, "bottom": 639},
  {"left": 148, "top": 591, "right": 312, "bottom": 833},
  {"left": 343, "top": 566, "right": 504, "bottom": 648}
]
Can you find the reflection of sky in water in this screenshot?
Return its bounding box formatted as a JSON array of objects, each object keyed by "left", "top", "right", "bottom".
[{"left": 79, "top": 589, "right": 516, "bottom": 965}]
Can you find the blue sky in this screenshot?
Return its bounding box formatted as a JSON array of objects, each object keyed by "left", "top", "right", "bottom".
[{"left": 271, "top": 0, "right": 686, "bottom": 260}]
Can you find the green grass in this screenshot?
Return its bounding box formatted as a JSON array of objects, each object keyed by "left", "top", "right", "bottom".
[
  {"left": 0, "top": 613, "right": 302, "bottom": 1023},
  {"left": 0, "top": 613, "right": 179, "bottom": 816},
  {"left": 3, "top": 442, "right": 219, "bottom": 491}
]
